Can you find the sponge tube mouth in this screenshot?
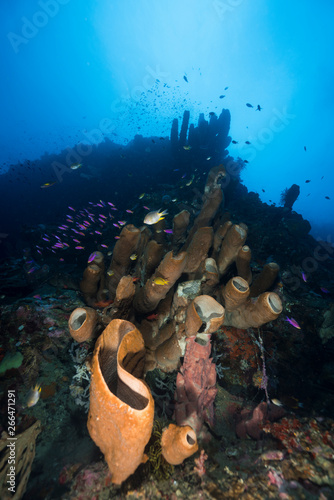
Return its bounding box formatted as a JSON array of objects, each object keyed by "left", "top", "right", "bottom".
[
  {"left": 70, "top": 308, "right": 87, "bottom": 330},
  {"left": 267, "top": 293, "right": 283, "bottom": 314},
  {"left": 232, "top": 276, "right": 249, "bottom": 293},
  {"left": 185, "top": 428, "right": 197, "bottom": 447}
]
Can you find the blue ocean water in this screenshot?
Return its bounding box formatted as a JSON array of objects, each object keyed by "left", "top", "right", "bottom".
[
  {"left": 1, "top": 0, "right": 334, "bottom": 239},
  {"left": 1, "top": 2, "right": 334, "bottom": 499}
]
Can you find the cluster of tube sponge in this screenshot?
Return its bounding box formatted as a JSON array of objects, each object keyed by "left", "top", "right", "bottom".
[{"left": 67, "top": 162, "right": 284, "bottom": 484}]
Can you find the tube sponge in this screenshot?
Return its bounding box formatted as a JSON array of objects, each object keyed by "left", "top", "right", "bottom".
[
  {"left": 218, "top": 224, "right": 247, "bottom": 276},
  {"left": 80, "top": 264, "right": 103, "bottom": 306},
  {"left": 249, "top": 262, "right": 280, "bottom": 298},
  {"left": 223, "top": 277, "right": 283, "bottom": 329},
  {"left": 185, "top": 295, "right": 225, "bottom": 337},
  {"left": 68, "top": 307, "right": 98, "bottom": 342},
  {"left": 134, "top": 251, "right": 188, "bottom": 313}
]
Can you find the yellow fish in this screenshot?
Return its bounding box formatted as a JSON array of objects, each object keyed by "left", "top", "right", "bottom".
[
  {"left": 186, "top": 175, "right": 195, "bottom": 186},
  {"left": 130, "top": 253, "right": 138, "bottom": 261},
  {"left": 26, "top": 384, "right": 41, "bottom": 408},
  {"left": 152, "top": 277, "right": 169, "bottom": 285},
  {"left": 139, "top": 193, "right": 145, "bottom": 199},
  {"left": 183, "top": 145, "right": 192, "bottom": 150},
  {"left": 107, "top": 269, "right": 114, "bottom": 276},
  {"left": 144, "top": 209, "right": 168, "bottom": 225},
  {"left": 40, "top": 181, "right": 57, "bottom": 189},
  {"left": 271, "top": 398, "right": 284, "bottom": 407}
]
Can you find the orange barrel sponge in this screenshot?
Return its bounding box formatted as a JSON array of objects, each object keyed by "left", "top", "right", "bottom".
[
  {"left": 161, "top": 424, "right": 198, "bottom": 465},
  {"left": 87, "top": 319, "right": 154, "bottom": 485},
  {"left": 68, "top": 307, "right": 98, "bottom": 342}
]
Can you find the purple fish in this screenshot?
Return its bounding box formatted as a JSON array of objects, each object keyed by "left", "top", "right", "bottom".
[
  {"left": 285, "top": 316, "right": 301, "bottom": 329},
  {"left": 301, "top": 272, "right": 307, "bottom": 282},
  {"left": 88, "top": 251, "right": 97, "bottom": 263},
  {"left": 164, "top": 229, "right": 173, "bottom": 234},
  {"left": 320, "top": 287, "right": 330, "bottom": 293}
]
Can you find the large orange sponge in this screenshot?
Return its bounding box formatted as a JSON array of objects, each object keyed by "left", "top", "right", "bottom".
[{"left": 87, "top": 319, "right": 154, "bottom": 484}]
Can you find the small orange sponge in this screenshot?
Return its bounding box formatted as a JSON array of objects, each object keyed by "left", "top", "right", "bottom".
[{"left": 161, "top": 424, "right": 198, "bottom": 465}]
